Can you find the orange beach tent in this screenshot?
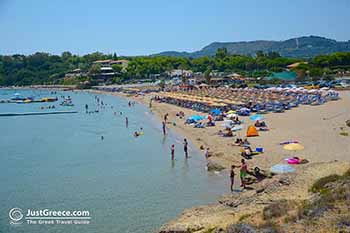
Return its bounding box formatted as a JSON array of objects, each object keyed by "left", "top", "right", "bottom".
[{"left": 246, "top": 125, "right": 259, "bottom": 137}]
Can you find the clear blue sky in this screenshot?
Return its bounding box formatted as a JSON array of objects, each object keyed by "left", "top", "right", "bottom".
[{"left": 0, "top": 0, "right": 349, "bottom": 56}]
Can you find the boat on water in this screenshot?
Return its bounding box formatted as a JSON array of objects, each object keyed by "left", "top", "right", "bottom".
[
  {"left": 11, "top": 93, "right": 35, "bottom": 101},
  {"left": 40, "top": 97, "right": 58, "bottom": 102}
]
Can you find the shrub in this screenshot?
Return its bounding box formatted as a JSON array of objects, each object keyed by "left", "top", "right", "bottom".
[
  {"left": 310, "top": 174, "right": 341, "bottom": 193},
  {"left": 263, "top": 200, "right": 289, "bottom": 220}
]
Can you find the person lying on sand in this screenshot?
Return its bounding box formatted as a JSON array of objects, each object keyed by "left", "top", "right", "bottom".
[{"left": 223, "top": 130, "right": 233, "bottom": 137}]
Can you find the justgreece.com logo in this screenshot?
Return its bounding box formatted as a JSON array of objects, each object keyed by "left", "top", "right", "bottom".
[
  {"left": 9, "top": 208, "right": 91, "bottom": 225},
  {"left": 9, "top": 208, "right": 24, "bottom": 225}
]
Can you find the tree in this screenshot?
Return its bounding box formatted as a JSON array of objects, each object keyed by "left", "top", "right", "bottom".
[
  {"left": 113, "top": 52, "right": 118, "bottom": 60},
  {"left": 181, "top": 74, "right": 187, "bottom": 84},
  {"left": 89, "top": 64, "right": 101, "bottom": 75},
  {"left": 158, "top": 80, "right": 165, "bottom": 89},
  {"left": 111, "top": 64, "right": 123, "bottom": 73},
  {"left": 295, "top": 70, "right": 306, "bottom": 82},
  {"left": 309, "top": 68, "right": 323, "bottom": 80},
  {"left": 266, "top": 52, "right": 281, "bottom": 59},
  {"left": 256, "top": 50, "right": 265, "bottom": 58},
  {"left": 215, "top": 48, "right": 228, "bottom": 59},
  {"left": 204, "top": 69, "right": 211, "bottom": 84},
  {"left": 61, "top": 51, "right": 72, "bottom": 61}
]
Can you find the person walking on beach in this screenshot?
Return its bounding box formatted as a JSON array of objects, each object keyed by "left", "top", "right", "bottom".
[
  {"left": 171, "top": 144, "right": 175, "bottom": 160},
  {"left": 240, "top": 159, "right": 248, "bottom": 189},
  {"left": 183, "top": 138, "right": 188, "bottom": 158},
  {"left": 230, "top": 165, "right": 235, "bottom": 192},
  {"left": 125, "top": 117, "right": 129, "bottom": 128},
  {"left": 162, "top": 121, "right": 166, "bottom": 135}
]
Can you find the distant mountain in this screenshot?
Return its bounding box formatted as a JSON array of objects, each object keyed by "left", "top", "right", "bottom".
[{"left": 154, "top": 36, "right": 350, "bottom": 58}]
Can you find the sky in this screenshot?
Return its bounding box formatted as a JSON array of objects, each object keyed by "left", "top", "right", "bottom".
[{"left": 0, "top": 0, "right": 349, "bottom": 56}]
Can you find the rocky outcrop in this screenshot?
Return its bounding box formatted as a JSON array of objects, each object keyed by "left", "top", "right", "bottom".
[
  {"left": 158, "top": 162, "right": 350, "bottom": 233},
  {"left": 207, "top": 159, "right": 226, "bottom": 171}
]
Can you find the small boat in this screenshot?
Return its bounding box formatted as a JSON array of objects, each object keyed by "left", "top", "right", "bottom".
[{"left": 40, "top": 97, "right": 58, "bottom": 102}]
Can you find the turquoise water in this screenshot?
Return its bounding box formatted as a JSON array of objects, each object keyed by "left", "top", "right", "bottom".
[{"left": 0, "top": 89, "right": 227, "bottom": 233}]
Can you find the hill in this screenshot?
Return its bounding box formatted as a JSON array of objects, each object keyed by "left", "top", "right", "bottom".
[{"left": 155, "top": 36, "right": 350, "bottom": 58}]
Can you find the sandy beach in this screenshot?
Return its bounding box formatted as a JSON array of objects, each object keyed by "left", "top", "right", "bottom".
[
  {"left": 124, "top": 91, "right": 350, "bottom": 169},
  {"left": 88, "top": 88, "right": 350, "bottom": 232}
]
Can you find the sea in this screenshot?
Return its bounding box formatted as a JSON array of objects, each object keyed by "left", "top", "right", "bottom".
[{"left": 0, "top": 89, "right": 227, "bottom": 233}]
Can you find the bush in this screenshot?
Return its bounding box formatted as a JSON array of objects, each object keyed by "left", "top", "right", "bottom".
[
  {"left": 263, "top": 200, "right": 289, "bottom": 220},
  {"left": 310, "top": 174, "right": 341, "bottom": 193},
  {"left": 226, "top": 223, "right": 256, "bottom": 233}
]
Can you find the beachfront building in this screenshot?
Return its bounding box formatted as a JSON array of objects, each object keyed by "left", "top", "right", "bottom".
[
  {"left": 93, "top": 59, "right": 129, "bottom": 69},
  {"left": 166, "top": 69, "right": 193, "bottom": 78},
  {"left": 91, "top": 59, "right": 129, "bottom": 82},
  {"left": 64, "top": 68, "right": 86, "bottom": 78},
  {"left": 110, "top": 59, "right": 129, "bottom": 72}
]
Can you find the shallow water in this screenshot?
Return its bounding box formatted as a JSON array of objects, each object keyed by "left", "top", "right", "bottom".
[{"left": 0, "top": 89, "right": 227, "bottom": 233}]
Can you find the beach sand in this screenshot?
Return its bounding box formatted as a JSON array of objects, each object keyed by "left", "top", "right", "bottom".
[{"left": 129, "top": 91, "right": 350, "bottom": 171}]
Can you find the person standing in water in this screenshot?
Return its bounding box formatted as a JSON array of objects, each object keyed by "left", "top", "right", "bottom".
[
  {"left": 164, "top": 113, "right": 169, "bottom": 123},
  {"left": 183, "top": 138, "right": 188, "bottom": 158},
  {"left": 230, "top": 165, "right": 235, "bottom": 192},
  {"left": 85, "top": 104, "right": 88, "bottom": 113},
  {"left": 240, "top": 159, "right": 247, "bottom": 189},
  {"left": 171, "top": 144, "right": 175, "bottom": 160},
  {"left": 162, "top": 121, "right": 166, "bottom": 135},
  {"left": 204, "top": 147, "right": 209, "bottom": 159},
  {"left": 125, "top": 117, "right": 129, "bottom": 128}
]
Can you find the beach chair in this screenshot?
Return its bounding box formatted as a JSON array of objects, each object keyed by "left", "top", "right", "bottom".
[
  {"left": 284, "top": 102, "right": 291, "bottom": 110},
  {"left": 273, "top": 104, "right": 285, "bottom": 113}
]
